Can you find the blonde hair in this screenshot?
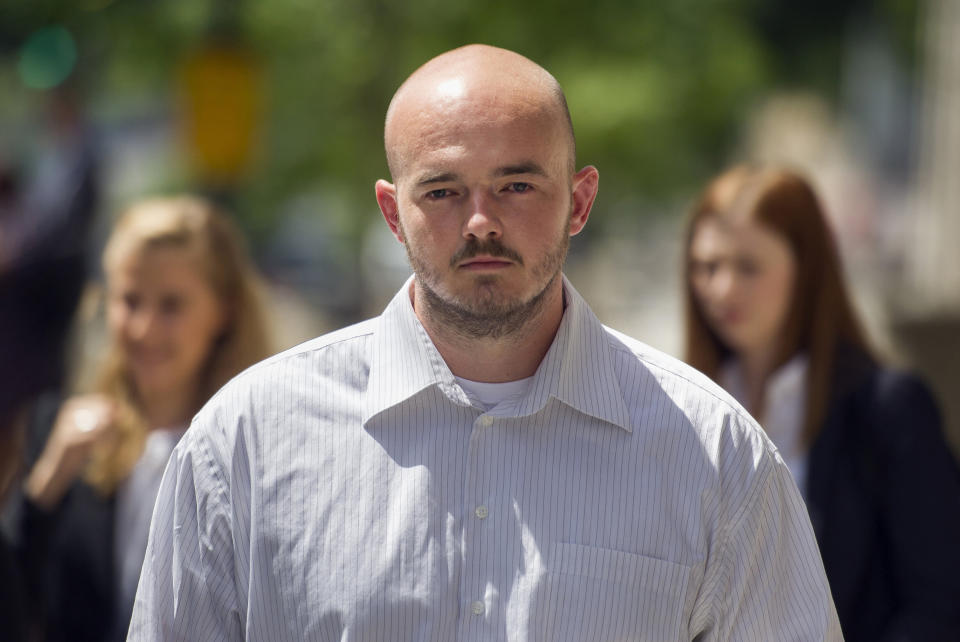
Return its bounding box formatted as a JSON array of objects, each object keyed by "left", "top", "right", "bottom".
[{"left": 85, "top": 196, "right": 272, "bottom": 493}]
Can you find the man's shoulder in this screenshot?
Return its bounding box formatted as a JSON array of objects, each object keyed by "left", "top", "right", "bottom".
[
  {"left": 266, "top": 317, "right": 379, "bottom": 367},
  {"left": 600, "top": 325, "right": 746, "bottom": 418},
  {"left": 181, "top": 317, "right": 380, "bottom": 451},
  {"left": 195, "top": 317, "right": 379, "bottom": 420},
  {"left": 231, "top": 317, "right": 379, "bottom": 385},
  {"left": 596, "top": 326, "right": 787, "bottom": 513},
  {"left": 597, "top": 325, "right": 777, "bottom": 460}
]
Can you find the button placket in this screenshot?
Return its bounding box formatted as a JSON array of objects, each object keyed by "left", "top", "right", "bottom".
[
  {"left": 458, "top": 413, "right": 497, "bottom": 635},
  {"left": 472, "top": 415, "right": 492, "bottom": 527}
]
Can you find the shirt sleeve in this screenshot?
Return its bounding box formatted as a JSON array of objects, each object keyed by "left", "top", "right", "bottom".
[
  {"left": 705, "top": 444, "right": 843, "bottom": 641},
  {"left": 127, "top": 425, "right": 243, "bottom": 641}
]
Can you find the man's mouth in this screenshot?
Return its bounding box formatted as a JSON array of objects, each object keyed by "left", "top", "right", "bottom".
[{"left": 459, "top": 257, "right": 514, "bottom": 270}]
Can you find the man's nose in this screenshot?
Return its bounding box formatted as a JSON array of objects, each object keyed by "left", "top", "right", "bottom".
[{"left": 463, "top": 192, "right": 502, "bottom": 240}]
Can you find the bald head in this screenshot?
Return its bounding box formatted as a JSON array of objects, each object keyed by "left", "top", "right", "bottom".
[{"left": 384, "top": 44, "right": 576, "bottom": 181}]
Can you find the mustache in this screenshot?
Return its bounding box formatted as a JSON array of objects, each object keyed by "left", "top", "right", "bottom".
[{"left": 450, "top": 239, "right": 524, "bottom": 268}]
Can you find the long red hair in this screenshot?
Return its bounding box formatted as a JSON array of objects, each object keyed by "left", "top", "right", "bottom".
[{"left": 683, "top": 165, "right": 873, "bottom": 445}]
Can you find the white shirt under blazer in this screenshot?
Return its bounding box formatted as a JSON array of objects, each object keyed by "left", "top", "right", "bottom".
[{"left": 129, "top": 276, "right": 842, "bottom": 641}]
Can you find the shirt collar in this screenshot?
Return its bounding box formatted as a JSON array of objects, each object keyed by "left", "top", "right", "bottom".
[
  {"left": 362, "top": 274, "right": 633, "bottom": 433},
  {"left": 361, "top": 276, "right": 467, "bottom": 425}
]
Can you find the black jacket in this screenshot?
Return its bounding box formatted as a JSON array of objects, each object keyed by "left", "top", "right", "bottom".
[
  {"left": 20, "top": 483, "right": 121, "bottom": 642},
  {"left": 806, "top": 347, "right": 960, "bottom": 641},
  {"left": 17, "top": 395, "right": 123, "bottom": 642},
  {"left": 0, "top": 531, "right": 29, "bottom": 642}
]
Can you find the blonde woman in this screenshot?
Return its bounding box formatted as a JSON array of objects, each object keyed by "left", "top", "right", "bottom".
[{"left": 20, "top": 196, "right": 272, "bottom": 641}]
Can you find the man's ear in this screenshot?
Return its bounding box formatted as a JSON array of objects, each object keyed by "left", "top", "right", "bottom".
[
  {"left": 568, "top": 165, "right": 599, "bottom": 236},
  {"left": 375, "top": 179, "right": 404, "bottom": 243}
]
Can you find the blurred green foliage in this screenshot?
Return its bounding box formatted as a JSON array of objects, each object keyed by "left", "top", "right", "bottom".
[{"left": 0, "top": 0, "right": 919, "bottom": 246}]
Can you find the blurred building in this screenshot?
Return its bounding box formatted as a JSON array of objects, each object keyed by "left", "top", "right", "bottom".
[{"left": 893, "top": 0, "right": 960, "bottom": 456}]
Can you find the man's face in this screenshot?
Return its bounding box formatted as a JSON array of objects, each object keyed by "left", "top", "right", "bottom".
[{"left": 379, "top": 87, "right": 589, "bottom": 338}]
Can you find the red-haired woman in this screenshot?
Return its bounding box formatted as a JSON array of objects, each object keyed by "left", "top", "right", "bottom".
[{"left": 683, "top": 165, "right": 960, "bottom": 641}]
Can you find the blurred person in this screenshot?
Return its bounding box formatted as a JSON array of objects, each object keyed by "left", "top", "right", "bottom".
[
  {"left": 684, "top": 164, "right": 960, "bottom": 641},
  {"left": 131, "top": 45, "right": 841, "bottom": 640},
  {"left": 0, "top": 85, "right": 99, "bottom": 274},
  {"left": 1, "top": 85, "right": 100, "bottom": 473},
  {"left": 1, "top": 407, "right": 28, "bottom": 642},
  {"left": 18, "top": 196, "right": 272, "bottom": 641}
]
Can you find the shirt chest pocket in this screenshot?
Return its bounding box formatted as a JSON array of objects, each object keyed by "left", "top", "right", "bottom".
[{"left": 531, "top": 542, "right": 690, "bottom": 642}]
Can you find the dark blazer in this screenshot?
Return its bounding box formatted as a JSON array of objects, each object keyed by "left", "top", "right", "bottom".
[
  {"left": 806, "top": 347, "right": 960, "bottom": 642},
  {"left": 0, "top": 531, "right": 29, "bottom": 642},
  {"left": 18, "top": 395, "right": 124, "bottom": 642},
  {"left": 21, "top": 483, "right": 121, "bottom": 642}
]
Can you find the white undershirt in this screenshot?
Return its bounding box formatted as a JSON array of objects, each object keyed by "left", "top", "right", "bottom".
[
  {"left": 454, "top": 375, "right": 534, "bottom": 412},
  {"left": 720, "top": 355, "right": 809, "bottom": 497},
  {"left": 114, "top": 427, "right": 185, "bottom": 632}
]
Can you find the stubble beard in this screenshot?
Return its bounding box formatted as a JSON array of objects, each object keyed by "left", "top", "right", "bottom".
[{"left": 402, "top": 218, "right": 570, "bottom": 340}]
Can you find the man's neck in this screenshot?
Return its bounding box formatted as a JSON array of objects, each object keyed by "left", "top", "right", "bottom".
[{"left": 411, "top": 280, "right": 565, "bottom": 383}]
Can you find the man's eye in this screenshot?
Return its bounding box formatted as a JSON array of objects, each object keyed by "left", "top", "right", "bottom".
[
  {"left": 426, "top": 188, "right": 450, "bottom": 199},
  {"left": 507, "top": 182, "right": 531, "bottom": 193}
]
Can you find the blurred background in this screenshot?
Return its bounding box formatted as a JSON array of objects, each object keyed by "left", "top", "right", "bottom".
[{"left": 1, "top": 0, "right": 958, "bottom": 452}]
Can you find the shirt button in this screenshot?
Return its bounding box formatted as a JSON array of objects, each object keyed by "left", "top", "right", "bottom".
[
  {"left": 475, "top": 505, "right": 489, "bottom": 519},
  {"left": 479, "top": 416, "right": 493, "bottom": 427},
  {"left": 471, "top": 600, "right": 485, "bottom": 616}
]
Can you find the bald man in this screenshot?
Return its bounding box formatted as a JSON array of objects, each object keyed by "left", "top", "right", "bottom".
[{"left": 129, "top": 45, "right": 842, "bottom": 641}]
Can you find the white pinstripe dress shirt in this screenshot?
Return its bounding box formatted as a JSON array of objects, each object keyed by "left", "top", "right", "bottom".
[{"left": 129, "top": 276, "right": 842, "bottom": 641}]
